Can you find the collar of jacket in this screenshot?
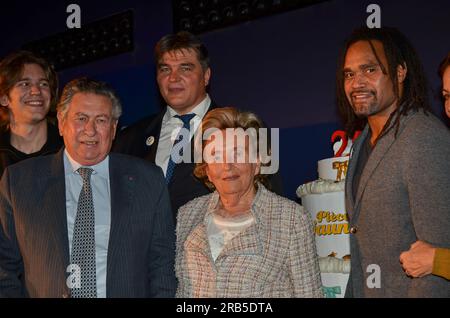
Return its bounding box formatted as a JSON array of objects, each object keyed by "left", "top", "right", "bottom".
[
  {"left": 203, "top": 182, "right": 270, "bottom": 234},
  {"left": 144, "top": 101, "right": 220, "bottom": 139}
]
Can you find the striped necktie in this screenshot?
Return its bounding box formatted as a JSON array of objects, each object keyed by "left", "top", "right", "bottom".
[{"left": 165, "top": 113, "right": 195, "bottom": 183}]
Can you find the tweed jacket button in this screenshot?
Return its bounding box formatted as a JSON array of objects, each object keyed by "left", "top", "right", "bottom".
[{"left": 350, "top": 227, "right": 357, "bottom": 234}]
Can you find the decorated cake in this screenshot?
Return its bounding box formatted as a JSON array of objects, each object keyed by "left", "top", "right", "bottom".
[{"left": 297, "top": 130, "right": 357, "bottom": 298}]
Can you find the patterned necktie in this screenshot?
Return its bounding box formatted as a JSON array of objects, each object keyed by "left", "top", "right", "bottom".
[
  {"left": 71, "top": 167, "right": 97, "bottom": 298},
  {"left": 165, "top": 113, "right": 196, "bottom": 183}
]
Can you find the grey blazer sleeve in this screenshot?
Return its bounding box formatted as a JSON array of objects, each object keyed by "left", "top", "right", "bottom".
[{"left": 402, "top": 118, "right": 450, "bottom": 246}]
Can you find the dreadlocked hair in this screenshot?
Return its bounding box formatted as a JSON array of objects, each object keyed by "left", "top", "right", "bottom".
[{"left": 336, "top": 26, "right": 432, "bottom": 142}]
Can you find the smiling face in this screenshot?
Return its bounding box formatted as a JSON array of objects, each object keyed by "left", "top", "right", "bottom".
[
  {"left": 0, "top": 63, "right": 51, "bottom": 125},
  {"left": 205, "top": 130, "right": 260, "bottom": 197},
  {"left": 58, "top": 92, "right": 117, "bottom": 166},
  {"left": 156, "top": 48, "right": 211, "bottom": 115},
  {"left": 343, "top": 40, "right": 404, "bottom": 119},
  {"left": 443, "top": 66, "right": 450, "bottom": 118}
]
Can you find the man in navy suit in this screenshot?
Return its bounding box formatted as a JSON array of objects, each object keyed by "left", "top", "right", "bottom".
[
  {"left": 0, "top": 78, "right": 176, "bottom": 298},
  {"left": 113, "top": 32, "right": 214, "bottom": 220},
  {"left": 113, "top": 32, "right": 283, "bottom": 220}
]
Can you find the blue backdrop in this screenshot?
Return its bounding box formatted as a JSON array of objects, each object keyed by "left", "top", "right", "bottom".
[{"left": 1, "top": 0, "right": 448, "bottom": 199}]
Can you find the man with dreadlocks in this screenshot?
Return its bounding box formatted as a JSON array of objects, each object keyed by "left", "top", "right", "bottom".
[{"left": 337, "top": 27, "right": 450, "bottom": 297}]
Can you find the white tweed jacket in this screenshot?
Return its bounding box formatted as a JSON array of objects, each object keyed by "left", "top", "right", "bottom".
[{"left": 175, "top": 184, "right": 323, "bottom": 298}]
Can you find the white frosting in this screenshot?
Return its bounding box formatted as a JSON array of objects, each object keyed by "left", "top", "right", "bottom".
[
  {"left": 319, "top": 257, "right": 351, "bottom": 274},
  {"left": 296, "top": 179, "right": 345, "bottom": 197},
  {"left": 297, "top": 153, "right": 348, "bottom": 197}
]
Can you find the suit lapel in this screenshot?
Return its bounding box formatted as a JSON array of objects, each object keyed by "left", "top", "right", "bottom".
[
  {"left": 106, "top": 154, "right": 135, "bottom": 295},
  {"left": 352, "top": 112, "right": 416, "bottom": 223},
  {"left": 144, "top": 111, "right": 164, "bottom": 163},
  {"left": 184, "top": 224, "right": 211, "bottom": 257},
  {"left": 39, "top": 150, "right": 71, "bottom": 288},
  {"left": 345, "top": 126, "right": 369, "bottom": 220},
  {"left": 183, "top": 191, "right": 219, "bottom": 260}
]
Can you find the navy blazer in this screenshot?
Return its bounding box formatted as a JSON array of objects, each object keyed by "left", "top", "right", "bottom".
[
  {"left": 112, "top": 104, "right": 218, "bottom": 222},
  {"left": 0, "top": 150, "right": 176, "bottom": 298}
]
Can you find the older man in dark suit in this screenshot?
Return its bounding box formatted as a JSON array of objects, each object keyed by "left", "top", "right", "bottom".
[{"left": 0, "top": 78, "right": 176, "bottom": 298}]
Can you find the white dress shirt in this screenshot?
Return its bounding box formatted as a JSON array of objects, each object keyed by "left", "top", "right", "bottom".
[
  {"left": 63, "top": 149, "right": 111, "bottom": 298},
  {"left": 155, "top": 94, "right": 211, "bottom": 175}
]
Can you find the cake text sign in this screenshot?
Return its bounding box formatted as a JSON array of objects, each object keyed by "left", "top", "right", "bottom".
[
  {"left": 316, "top": 211, "right": 350, "bottom": 236},
  {"left": 297, "top": 130, "right": 360, "bottom": 298}
]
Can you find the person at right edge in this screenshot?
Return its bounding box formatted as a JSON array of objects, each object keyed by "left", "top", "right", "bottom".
[
  {"left": 399, "top": 52, "right": 450, "bottom": 282},
  {"left": 336, "top": 26, "right": 450, "bottom": 297}
]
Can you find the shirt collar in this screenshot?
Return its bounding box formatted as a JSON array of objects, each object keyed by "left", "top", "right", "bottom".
[
  {"left": 63, "top": 148, "right": 109, "bottom": 178},
  {"left": 165, "top": 94, "right": 211, "bottom": 123}
]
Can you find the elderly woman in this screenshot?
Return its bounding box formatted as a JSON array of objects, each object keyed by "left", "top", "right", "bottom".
[{"left": 175, "top": 107, "right": 322, "bottom": 298}]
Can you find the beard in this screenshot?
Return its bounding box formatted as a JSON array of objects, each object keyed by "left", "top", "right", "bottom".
[
  {"left": 348, "top": 90, "right": 378, "bottom": 118},
  {"left": 352, "top": 101, "right": 378, "bottom": 118},
  {"left": 350, "top": 94, "right": 399, "bottom": 120}
]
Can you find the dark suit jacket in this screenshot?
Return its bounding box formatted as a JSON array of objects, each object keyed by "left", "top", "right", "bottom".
[
  {"left": 112, "top": 106, "right": 214, "bottom": 222},
  {"left": 113, "top": 103, "right": 284, "bottom": 221},
  {"left": 0, "top": 150, "right": 176, "bottom": 298}
]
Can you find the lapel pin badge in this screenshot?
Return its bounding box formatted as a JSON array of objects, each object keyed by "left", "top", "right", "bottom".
[{"left": 146, "top": 136, "right": 155, "bottom": 146}]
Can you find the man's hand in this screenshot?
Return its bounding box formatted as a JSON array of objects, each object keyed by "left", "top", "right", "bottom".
[{"left": 399, "top": 241, "right": 436, "bottom": 278}]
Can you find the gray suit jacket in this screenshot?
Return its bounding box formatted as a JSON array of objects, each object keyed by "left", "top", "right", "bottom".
[
  {"left": 345, "top": 110, "right": 450, "bottom": 297},
  {"left": 0, "top": 150, "right": 176, "bottom": 298}
]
